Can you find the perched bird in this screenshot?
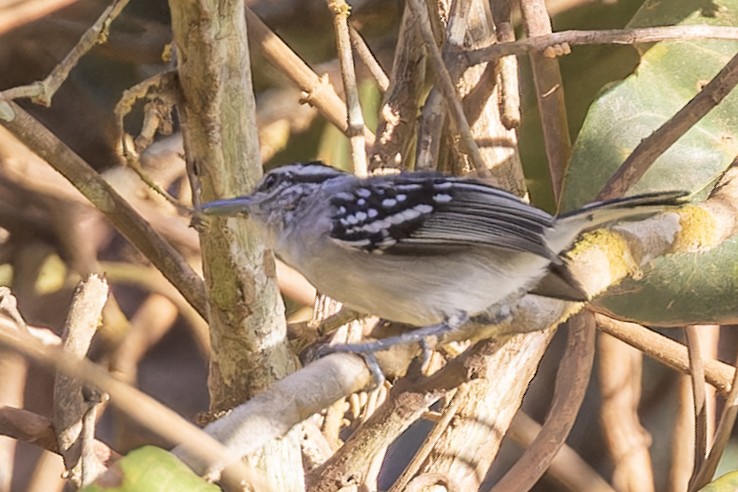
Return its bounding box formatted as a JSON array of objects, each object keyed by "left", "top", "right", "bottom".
[{"left": 199, "top": 161, "right": 685, "bottom": 349}]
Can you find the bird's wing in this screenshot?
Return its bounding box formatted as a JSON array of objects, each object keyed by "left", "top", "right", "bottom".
[{"left": 328, "top": 174, "right": 557, "bottom": 260}]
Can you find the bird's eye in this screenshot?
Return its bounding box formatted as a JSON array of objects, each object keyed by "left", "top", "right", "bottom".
[{"left": 259, "top": 173, "right": 280, "bottom": 192}]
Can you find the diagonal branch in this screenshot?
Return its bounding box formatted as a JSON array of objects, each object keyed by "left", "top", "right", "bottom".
[
  {"left": 464, "top": 26, "right": 738, "bottom": 65},
  {"left": 0, "top": 98, "right": 208, "bottom": 319},
  {"left": 598, "top": 52, "right": 738, "bottom": 199},
  {"left": 1, "top": 0, "right": 131, "bottom": 106}
]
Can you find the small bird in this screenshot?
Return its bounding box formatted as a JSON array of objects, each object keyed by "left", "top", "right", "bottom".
[{"left": 199, "top": 161, "right": 685, "bottom": 350}]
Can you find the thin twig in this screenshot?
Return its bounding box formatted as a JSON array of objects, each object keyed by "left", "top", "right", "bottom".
[
  {"left": 594, "top": 314, "right": 735, "bottom": 395},
  {"left": 0, "top": 321, "right": 259, "bottom": 491},
  {"left": 53, "top": 275, "right": 109, "bottom": 487},
  {"left": 508, "top": 412, "right": 614, "bottom": 492},
  {"left": 328, "top": 0, "right": 368, "bottom": 176},
  {"left": 406, "top": 0, "right": 490, "bottom": 177},
  {"left": 0, "top": 98, "right": 208, "bottom": 319},
  {"left": 464, "top": 26, "right": 738, "bottom": 66},
  {"left": 0, "top": 406, "right": 115, "bottom": 460},
  {"left": 414, "top": 0, "right": 469, "bottom": 172},
  {"left": 349, "top": 25, "right": 390, "bottom": 91},
  {"left": 1, "top": 0, "right": 131, "bottom": 106},
  {"left": 245, "top": 8, "right": 375, "bottom": 147},
  {"left": 520, "top": 0, "right": 570, "bottom": 202},
  {"left": 389, "top": 385, "right": 470, "bottom": 492},
  {"left": 598, "top": 51, "right": 738, "bottom": 199},
  {"left": 685, "top": 325, "right": 708, "bottom": 489},
  {"left": 491, "top": 311, "right": 596, "bottom": 492},
  {"left": 691, "top": 345, "right": 738, "bottom": 488}
]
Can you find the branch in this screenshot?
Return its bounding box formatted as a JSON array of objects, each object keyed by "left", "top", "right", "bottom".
[
  {"left": 520, "top": 0, "right": 570, "bottom": 201},
  {"left": 245, "top": 8, "right": 375, "bottom": 146},
  {"left": 464, "top": 25, "right": 738, "bottom": 66},
  {"left": 53, "top": 275, "right": 109, "bottom": 488},
  {"left": 0, "top": 319, "right": 258, "bottom": 490},
  {"left": 0, "top": 406, "right": 114, "bottom": 461},
  {"left": 406, "top": 0, "right": 490, "bottom": 177},
  {"left": 0, "top": 98, "right": 208, "bottom": 319},
  {"left": 598, "top": 51, "right": 738, "bottom": 199},
  {"left": 173, "top": 352, "right": 372, "bottom": 479},
  {"left": 328, "top": 0, "right": 368, "bottom": 176},
  {"left": 594, "top": 315, "right": 735, "bottom": 395},
  {"left": 490, "top": 311, "right": 595, "bottom": 491},
  {"left": 1, "top": 0, "right": 131, "bottom": 106},
  {"left": 367, "top": 2, "right": 425, "bottom": 171}
]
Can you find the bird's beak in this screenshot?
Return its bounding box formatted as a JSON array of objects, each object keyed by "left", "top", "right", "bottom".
[{"left": 198, "top": 197, "right": 255, "bottom": 216}]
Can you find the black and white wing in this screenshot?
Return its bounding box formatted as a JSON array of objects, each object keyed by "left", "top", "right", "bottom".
[{"left": 328, "top": 173, "right": 558, "bottom": 260}]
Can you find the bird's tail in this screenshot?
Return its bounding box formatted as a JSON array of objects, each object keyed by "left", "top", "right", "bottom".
[{"left": 547, "top": 190, "right": 688, "bottom": 252}]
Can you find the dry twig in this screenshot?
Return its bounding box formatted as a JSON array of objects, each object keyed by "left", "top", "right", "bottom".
[
  {"left": 0, "top": 99, "right": 208, "bottom": 319},
  {"left": 327, "top": 0, "right": 368, "bottom": 176},
  {"left": 691, "top": 343, "right": 738, "bottom": 488},
  {"left": 0, "top": 319, "right": 258, "bottom": 490},
  {"left": 1, "top": 0, "right": 131, "bottom": 106},
  {"left": 245, "top": 7, "right": 376, "bottom": 146},
  {"left": 53, "top": 275, "right": 109, "bottom": 488},
  {"left": 685, "top": 325, "right": 709, "bottom": 488},
  {"left": 598, "top": 52, "right": 738, "bottom": 199},
  {"left": 595, "top": 315, "right": 734, "bottom": 395},
  {"left": 349, "top": 25, "right": 390, "bottom": 91},
  {"left": 520, "top": 0, "right": 570, "bottom": 201},
  {"left": 406, "top": 0, "right": 490, "bottom": 177},
  {"left": 491, "top": 312, "right": 596, "bottom": 491},
  {"left": 464, "top": 26, "right": 738, "bottom": 65}
]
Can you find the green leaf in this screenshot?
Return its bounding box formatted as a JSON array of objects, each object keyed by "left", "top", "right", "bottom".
[
  {"left": 596, "top": 235, "right": 738, "bottom": 326},
  {"left": 699, "top": 471, "right": 738, "bottom": 491},
  {"left": 81, "top": 446, "right": 219, "bottom": 492},
  {"left": 562, "top": 0, "right": 738, "bottom": 208},
  {"left": 560, "top": 0, "right": 738, "bottom": 325}
]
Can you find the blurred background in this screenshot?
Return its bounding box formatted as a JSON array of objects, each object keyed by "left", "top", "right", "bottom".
[{"left": 1, "top": 0, "right": 735, "bottom": 490}]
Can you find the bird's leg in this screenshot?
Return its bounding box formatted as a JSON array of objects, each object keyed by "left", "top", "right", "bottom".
[
  {"left": 315, "top": 313, "right": 468, "bottom": 388},
  {"left": 326, "top": 312, "right": 469, "bottom": 355}
]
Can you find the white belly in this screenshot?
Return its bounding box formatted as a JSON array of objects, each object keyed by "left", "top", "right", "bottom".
[{"left": 285, "top": 241, "right": 551, "bottom": 326}]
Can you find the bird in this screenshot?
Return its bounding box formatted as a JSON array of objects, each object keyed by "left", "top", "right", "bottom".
[{"left": 198, "top": 161, "right": 686, "bottom": 352}]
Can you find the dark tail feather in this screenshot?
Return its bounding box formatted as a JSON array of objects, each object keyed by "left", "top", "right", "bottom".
[{"left": 558, "top": 190, "right": 689, "bottom": 223}]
